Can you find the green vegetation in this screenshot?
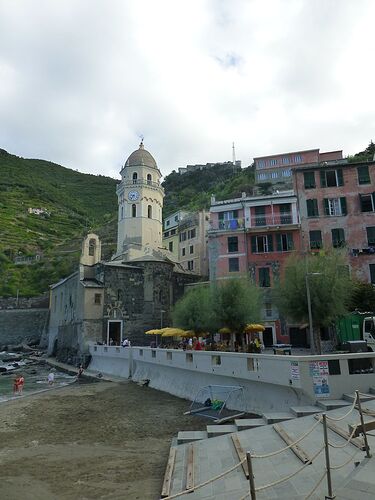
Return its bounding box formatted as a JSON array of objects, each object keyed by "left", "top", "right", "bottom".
[
  {"left": 347, "top": 140, "right": 375, "bottom": 163},
  {"left": 274, "top": 251, "right": 355, "bottom": 353},
  {"left": 0, "top": 149, "right": 118, "bottom": 296}
]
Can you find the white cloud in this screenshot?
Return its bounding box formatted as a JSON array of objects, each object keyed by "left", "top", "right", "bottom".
[{"left": 0, "top": 0, "right": 374, "bottom": 179}]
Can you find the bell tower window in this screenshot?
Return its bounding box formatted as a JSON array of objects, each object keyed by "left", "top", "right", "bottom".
[
  {"left": 132, "top": 172, "right": 137, "bottom": 184},
  {"left": 132, "top": 204, "right": 137, "bottom": 217},
  {"left": 88, "top": 238, "right": 96, "bottom": 256},
  {"left": 148, "top": 205, "right": 152, "bottom": 219},
  {"left": 147, "top": 174, "right": 152, "bottom": 185}
]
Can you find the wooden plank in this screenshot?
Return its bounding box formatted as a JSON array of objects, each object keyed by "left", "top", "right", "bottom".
[
  {"left": 185, "top": 443, "right": 194, "bottom": 491},
  {"left": 314, "top": 414, "right": 365, "bottom": 450},
  {"left": 214, "top": 412, "right": 245, "bottom": 424},
  {"left": 231, "top": 433, "right": 249, "bottom": 478},
  {"left": 183, "top": 406, "right": 211, "bottom": 415},
  {"left": 272, "top": 424, "right": 312, "bottom": 464},
  {"left": 161, "top": 447, "right": 176, "bottom": 498},
  {"left": 348, "top": 419, "right": 375, "bottom": 438}
]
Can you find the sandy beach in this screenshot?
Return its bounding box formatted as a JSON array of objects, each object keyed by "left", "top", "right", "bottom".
[{"left": 0, "top": 379, "right": 205, "bottom": 500}]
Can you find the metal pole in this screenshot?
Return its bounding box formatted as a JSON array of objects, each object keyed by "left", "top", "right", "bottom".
[
  {"left": 246, "top": 451, "right": 256, "bottom": 500},
  {"left": 305, "top": 273, "right": 315, "bottom": 355},
  {"left": 322, "top": 413, "right": 335, "bottom": 499},
  {"left": 356, "top": 390, "right": 372, "bottom": 458}
]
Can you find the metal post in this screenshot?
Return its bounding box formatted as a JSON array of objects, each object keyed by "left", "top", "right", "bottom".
[
  {"left": 322, "top": 413, "right": 335, "bottom": 499},
  {"left": 246, "top": 451, "right": 256, "bottom": 500},
  {"left": 356, "top": 390, "right": 372, "bottom": 458},
  {"left": 305, "top": 273, "right": 315, "bottom": 355}
]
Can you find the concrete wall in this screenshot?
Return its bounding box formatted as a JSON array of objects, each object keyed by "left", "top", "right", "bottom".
[
  {"left": 89, "top": 346, "right": 375, "bottom": 414},
  {"left": 0, "top": 308, "right": 49, "bottom": 347}
]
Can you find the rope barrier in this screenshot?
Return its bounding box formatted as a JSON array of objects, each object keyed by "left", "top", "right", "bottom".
[
  {"left": 325, "top": 397, "right": 357, "bottom": 421},
  {"left": 162, "top": 455, "right": 246, "bottom": 500},
  {"left": 251, "top": 417, "right": 322, "bottom": 459},
  {"left": 328, "top": 425, "right": 358, "bottom": 449},
  {"left": 304, "top": 470, "right": 327, "bottom": 500},
  {"left": 255, "top": 444, "right": 325, "bottom": 492},
  {"left": 330, "top": 448, "right": 360, "bottom": 470}
]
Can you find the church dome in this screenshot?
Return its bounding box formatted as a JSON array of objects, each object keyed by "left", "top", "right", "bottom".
[{"left": 124, "top": 141, "right": 158, "bottom": 170}]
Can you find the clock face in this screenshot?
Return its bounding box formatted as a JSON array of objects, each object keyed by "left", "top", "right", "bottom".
[{"left": 128, "top": 190, "right": 139, "bottom": 201}]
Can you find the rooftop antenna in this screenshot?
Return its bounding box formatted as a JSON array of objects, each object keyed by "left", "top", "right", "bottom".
[{"left": 232, "top": 142, "right": 237, "bottom": 174}]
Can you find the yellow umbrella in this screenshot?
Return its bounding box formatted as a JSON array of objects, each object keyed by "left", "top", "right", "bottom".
[
  {"left": 244, "top": 323, "right": 265, "bottom": 333},
  {"left": 180, "top": 330, "right": 196, "bottom": 338},
  {"left": 145, "top": 329, "right": 163, "bottom": 335},
  {"left": 219, "top": 327, "right": 231, "bottom": 335},
  {"left": 161, "top": 327, "right": 186, "bottom": 337}
]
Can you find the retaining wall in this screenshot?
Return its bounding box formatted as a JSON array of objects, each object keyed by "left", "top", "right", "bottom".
[{"left": 0, "top": 308, "right": 49, "bottom": 347}]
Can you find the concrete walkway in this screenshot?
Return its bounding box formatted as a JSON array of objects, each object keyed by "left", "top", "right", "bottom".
[{"left": 164, "top": 399, "right": 375, "bottom": 499}]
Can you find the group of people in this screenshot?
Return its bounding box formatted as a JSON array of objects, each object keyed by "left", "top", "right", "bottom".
[{"left": 13, "top": 374, "right": 25, "bottom": 396}]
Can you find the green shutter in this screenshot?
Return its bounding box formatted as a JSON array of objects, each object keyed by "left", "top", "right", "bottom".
[
  {"left": 337, "top": 169, "right": 344, "bottom": 186},
  {"left": 323, "top": 199, "right": 329, "bottom": 215},
  {"left": 320, "top": 171, "right": 327, "bottom": 187},
  {"left": 340, "top": 197, "right": 347, "bottom": 215},
  {"left": 267, "top": 234, "right": 273, "bottom": 252},
  {"left": 313, "top": 199, "right": 319, "bottom": 216},
  {"left": 251, "top": 236, "right": 257, "bottom": 253},
  {"left": 287, "top": 233, "right": 294, "bottom": 250},
  {"left": 276, "top": 234, "right": 282, "bottom": 251}
]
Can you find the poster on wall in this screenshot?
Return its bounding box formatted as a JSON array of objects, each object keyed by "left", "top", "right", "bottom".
[
  {"left": 309, "top": 361, "right": 330, "bottom": 398},
  {"left": 290, "top": 361, "right": 300, "bottom": 381}
]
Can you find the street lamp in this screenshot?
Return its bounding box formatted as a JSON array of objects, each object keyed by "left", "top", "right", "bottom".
[
  {"left": 160, "top": 309, "right": 166, "bottom": 329},
  {"left": 305, "top": 272, "right": 322, "bottom": 355}
]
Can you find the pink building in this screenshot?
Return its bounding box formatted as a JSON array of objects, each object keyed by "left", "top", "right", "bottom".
[
  {"left": 294, "top": 160, "right": 375, "bottom": 284},
  {"left": 208, "top": 191, "right": 302, "bottom": 346}
]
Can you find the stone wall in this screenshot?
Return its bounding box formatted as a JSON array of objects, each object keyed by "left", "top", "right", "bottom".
[
  {"left": 0, "top": 294, "right": 49, "bottom": 310},
  {"left": 0, "top": 308, "right": 49, "bottom": 347}
]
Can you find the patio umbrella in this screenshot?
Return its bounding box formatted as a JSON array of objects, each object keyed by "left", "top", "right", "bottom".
[
  {"left": 244, "top": 324, "right": 265, "bottom": 333},
  {"left": 161, "top": 327, "right": 186, "bottom": 337}
]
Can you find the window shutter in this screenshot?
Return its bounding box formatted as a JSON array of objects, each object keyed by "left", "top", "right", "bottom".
[
  {"left": 340, "top": 197, "right": 347, "bottom": 215},
  {"left": 267, "top": 234, "right": 273, "bottom": 252},
  {"left": 276, "top": 234, "right": 282, "bottom": 251},
  {"left": 337, "top": 169, "right": 344, "bottom": 186},
  {"left": 287, "top": 233, "right": 294, "bottom": 250},
  {"left": 323, "top": 199, "right": 329, "bottom": 215},
  {"left": 372, "top": 193, "right": 375, "bottom": 208},
  {"left": 251, "top": 236, "right": 257, "bottom": 253},
  {"left": 320, "top": 171, "right": 326, "bottom": 187},
  {"left": 313, "top": 199, "right": 319, "bottom": 216}
]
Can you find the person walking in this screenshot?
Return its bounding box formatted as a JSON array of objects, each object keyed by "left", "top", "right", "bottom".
[{"left": 17, "top": 374, "right": 25, "bottom": 395}]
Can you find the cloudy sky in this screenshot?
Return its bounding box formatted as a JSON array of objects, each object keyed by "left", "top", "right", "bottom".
[{"left": 0, "top": 0, "right": 374, "bottom": 179}]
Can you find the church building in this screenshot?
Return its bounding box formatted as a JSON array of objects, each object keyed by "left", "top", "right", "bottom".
[{"left": 47, "top": 142, "right": 198, "bottom": 364}]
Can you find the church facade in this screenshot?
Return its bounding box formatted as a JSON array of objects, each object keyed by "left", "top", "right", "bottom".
[{"left": 47, "top": 143, "right": 198, "bottom": 364}]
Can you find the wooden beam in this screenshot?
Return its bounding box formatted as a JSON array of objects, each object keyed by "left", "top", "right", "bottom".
[
  {"left": 231, "top": 433, "right": 249, "bottom": 478},
  {"left": 185, "top": 444, "right": 194, "bottom": 491},
  {"left": 348, "top": 419, "right": 375, "bottom": 438},
  {"left": 272, "top": 424, "right": 312, "bottom": 464},
  {"left": 314, "top": 415, "right": 365, "bottom": 450},
  {"left": 161, "top": 447, "right": 176, "bottom": 498}
]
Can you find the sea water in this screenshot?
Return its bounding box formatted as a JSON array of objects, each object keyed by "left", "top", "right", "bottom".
[{"left": 0, "top": 360, "right": 75, "bottom": 402}]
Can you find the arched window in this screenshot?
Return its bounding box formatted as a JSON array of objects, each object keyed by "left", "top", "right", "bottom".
[
  {"left": 132, "top": 204, "right": 136, "bottom": 217},
  {"left": 121, "top": 206, "right": 124, "bottom": 219},
  {"left": 147, "top": 173, "right": 152, "bottom": 185},
  {"left": 88, "top": 238, "right": 96, "bottom": 256},
  {"left": 148, "top": 205, "right": 152, "bottom": 218},
  {"left": 132, "top": 172, "right": 137, "bottom": 184}
]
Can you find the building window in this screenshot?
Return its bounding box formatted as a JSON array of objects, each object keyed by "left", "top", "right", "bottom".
[
  {"left": 168, "top": 242, "right": 173, "bottom": 252},
  {"left": 258, "top": 173, "right": 267, "bottom": 180},
  {"left": 370, "top": 264, "right": 375, "bottom": 285},
  {"left": 357, "top": 166, "right": 370, "bottom": 185},
  {"left": 280, "top": 204, "right": 292, "bottom": 224},
  {"left": 251, "top": 235, "right": 273, "bottom": 253},
  {"left": 174, "top": 215, "right": 179, "bottom": 221},
  {"left": 132, "top": 172, "right": 137, "bottom": 184},
  {"left": 188, "top": 228, "right": 196, "bottom": 239},
  {"left": 367, "top": 227, "right": 375, "bottom": 246},
  {"left": 88, "top": 238, "right": 96, "bottom": 256},
  {"left": 265, "top": 303, "right": 272, "bottom": 317},
  {"left": 54, "top": 295, "right": 57, "bottom": 313},
  {"left": 360, "top": 194, "right": 375, "bottom": 212},
  {"left": 271, "top": 171, "right": 278, "bottom": 179},
  {"left": 132, "top": 204, "right": 136, "bottom": 217},
  {"left": 254, "top": 206, "right": 266, "bottom": 226},
  {"left": 147, "top": 173, "right": 152, "bottom": 184},
  {"left": 148, "top": 205, "right": 152, "bottom": 218},
  {"left": 171, "top": 228, "right": 176, "bottom": 235},
  {"left": 121, "top": 206, "right": 124, "bottom": 219},
  {"left": 182, "top": 247, "right": 186, "bottom": 256},
  {"left": 282, "top": 157, "right": 290, "bottom": 164},
  {"left": 323, "top": 197, "right": 347, "bottom": 216},
  {"left": 304, "top": 171, "right": 316, "bottom": 189},
  {"left": 276, "top": 233, "right": 294, "bottom": 251},
  {"left": 257, "top": 160, "right": 265, "bottom": 168},
  {"left": 189, "top": 245, "right": 194, "bottom": 254},
  {"left": 187, "top": 260, "right": 194, "bottom": 271},
  {"left": 320, "top": 169, "right": 344, "bottom": 187},
  {"left": 94, "top": 294, "right": 101, "bottom": 305},
  {"left": 294, "top": 155, "right": 302, "bottom": 163},
  {"left": 219, "top": 210, "right": 239, "bottom": 229},
  {"left": 179, "top": 232, "right": 187, "bottom": 242},
  {"left": 306, "top": 199, "right": 319, "bottom": 217},
  {"left": 309, "top": 230, "right": 323, "bottom": 249},
  {"left": 166, "top": 220, "right": 170, "bottom": 226},
  {"left": 331, "top": 228, "right": 345, "bottom": 248},
  {"left": 228, "top": 257, "right": 239, "bottom": 272},
  {"left": 282, "top": 169, "right": 291, "bottom": 177},
  {"left": 164, "top": 231, "right": 170, "bottom": 237},
  {"left": 270, "top": 159, "right": 277, "bottom": 166},
  {"left": 259, "top": 267, "right": 270, "bottom": 287},
  {"left": 227, "top": 236, "right": 238, "bottom": 253}
]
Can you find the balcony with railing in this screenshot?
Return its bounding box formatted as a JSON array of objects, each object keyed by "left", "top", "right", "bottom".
[
  {"left": 249, "top": 212, "right": 298, "bottom": 229},
  {"left": 208, "top": 218, "right": 245, "bottom": 232},
  {"left": 116, "top": 178, "right": 163, "bottom": 193}
]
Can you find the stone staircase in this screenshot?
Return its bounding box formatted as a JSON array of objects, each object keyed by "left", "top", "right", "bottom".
[{"left": 177, "top": 388, "right": 375, "bottom": 445}]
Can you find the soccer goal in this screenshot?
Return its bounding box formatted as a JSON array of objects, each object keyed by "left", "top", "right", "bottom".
[{"left": 184, "top": 385, "right": 245, "bottom": 423}]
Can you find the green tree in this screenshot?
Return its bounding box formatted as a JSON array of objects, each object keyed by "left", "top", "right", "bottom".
[
  {"left": 172, "top": 286, "right": 218, "bottom": 333},
  {"left": 348, "top": 281, "right": 375, "bottom": 313},
  {"left": 274, "top": 251, "right": 355, "bottom": 353},
  {"left": 347, "top": 140, "right": 375, "bottom": 163},
  {"left": 213, "top": 279, "right": 262, "bottom": 334}
]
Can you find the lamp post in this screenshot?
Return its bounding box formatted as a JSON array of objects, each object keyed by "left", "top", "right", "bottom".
[
  {"left": 305, "top": 272, "right": 322, "bottom": 355},
  {"left": 160, "top": 309, "right": 166, "bottom": 329}
]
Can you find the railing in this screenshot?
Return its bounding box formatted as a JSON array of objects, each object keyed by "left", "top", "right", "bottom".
[
  {"left": 250, "top": 213, "right": 296, "bottom": 227},
  {"left": 209, "top": 218, "right": 245, "bottom": 231},
  {"left": 116, "top": 178, "right": 163, "bottom": 191}
]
